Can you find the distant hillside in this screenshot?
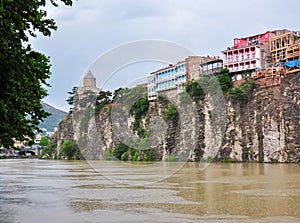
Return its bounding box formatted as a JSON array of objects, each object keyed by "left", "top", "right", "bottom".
[{"left": 39, "top": 102, "right": 68, "bottom": 131}]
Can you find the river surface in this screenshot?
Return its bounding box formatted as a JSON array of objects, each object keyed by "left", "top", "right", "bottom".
[{"left": 0, "top": 159, "right": 299, "bottom": 223}]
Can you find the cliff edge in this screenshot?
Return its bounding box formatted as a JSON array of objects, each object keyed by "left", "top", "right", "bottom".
[{"left": 53, "top": 73, "right": 300, "bottom": 162}]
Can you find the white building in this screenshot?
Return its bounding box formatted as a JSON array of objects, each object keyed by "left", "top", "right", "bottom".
[{"left": 147, "top": 62, "right": 187, "bottom": 101}]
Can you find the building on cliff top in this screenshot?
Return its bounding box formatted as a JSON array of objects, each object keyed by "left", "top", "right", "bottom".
[
  {"left": 270, "top": 30, "right": 300, "bottom": 63},
  {"left": 77, "top": 70, "right": 100, "bottom": 98},
  {"left": 222, "top": 29, "right": 289, "bottom": 86},
  {"left": 200, "top": 57, "right": 223, "bottom": 76},
  {"left": 252, "top": 30, "right": 300, "bottom": 88},
  {"left": 147, "top": 56, "right": 222, "bottom": 101},
  {"left": 147, "top": 29, "right": 300, "bottom": 99}
]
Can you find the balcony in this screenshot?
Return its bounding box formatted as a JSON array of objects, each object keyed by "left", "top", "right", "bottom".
[{"left": 225, "top": 56, "right": 257, "bottom": 65}]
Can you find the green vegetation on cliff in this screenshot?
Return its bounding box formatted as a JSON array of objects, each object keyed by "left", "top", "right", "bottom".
[
  {"left": 106, "top": 141, "right": 157, "bottom": 161},
  {"left": 95, "top": 91, "right": 112, "bottom": 114},
  {"left": 182, "top": 68, "right": 256, "bottom": 104},
  {"left": 131, "top": 97, "right": 149, "bottom": 136},
  {"left": 163, "top": 104, "right": 178, "bottom": 121},
  {"left": 184, "top": 81, "right": 205, "bottom": 100},
  {"left": 61, "top": 140, "right": 81, "bottom": 160},
  {"left": 227, "top": 79, "right": 256, "bottom": 103},
  {"left": 38, "top": 143, "right": 56, "bottom": 159}
]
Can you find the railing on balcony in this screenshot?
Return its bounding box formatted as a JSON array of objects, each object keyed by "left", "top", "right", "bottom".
[{"left": 225, "top": 55, "right": 257, "bottom": 65}]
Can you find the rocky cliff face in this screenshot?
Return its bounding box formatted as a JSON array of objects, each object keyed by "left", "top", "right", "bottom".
[
  {"left": 222, "top": 73, "right": 300, "bottom": 163},
  {"left": 53, "top": 73, "right": 300, "bottom": 162},
  {"left": 52, "top": 114, "right": 74, "bottom": 154}
]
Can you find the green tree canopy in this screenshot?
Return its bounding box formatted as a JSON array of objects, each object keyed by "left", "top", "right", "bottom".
[
  {"left": 217, "top": 68, "right": 233, "bottom": 93},
  {"left": 112, "top": 87, "right": 129, "bottom": 102},
  {"left": 66, "top": 86, "right": 78, "bottom": 112},
  {"left": 163, "top": 104, "right": 178, "bottom": 121},
  {"left": 227, "top": 79, "right": 257, "bottom": 103},
  {"left": 113, "top": 142, "right": 130, "bottom": 160},
  {"left": 0, "top": 0, "right": 73, "bottom": 147},
  {"left": 94, "top": 90, "right": 112, "bottom": 114},
  {"left": 39, "top": 136, "right": 50, "bottom": 147},
  {"left": 184, "top": 80, "right": 205, "bottom": 99},
  {"left": 61, "top": 140, "right": 78, "bottom": 160}
]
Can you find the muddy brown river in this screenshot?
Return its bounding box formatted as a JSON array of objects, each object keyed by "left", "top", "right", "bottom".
[{"left": 0, "top": 159, "right": 299, "bottom": 222}]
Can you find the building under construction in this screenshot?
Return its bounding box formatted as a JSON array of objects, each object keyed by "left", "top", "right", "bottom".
[
  {"left": 222, "top": 30, "right": 287, "bottom": 86},
  {"left": 252, "top": 64, "right": 286, "bottom": 87},
  {"left": 252, "top": 30, "right": 300, "bottom": 88},
  {"left": 270, "top": 31, "right": 300, "bottom": 62}
]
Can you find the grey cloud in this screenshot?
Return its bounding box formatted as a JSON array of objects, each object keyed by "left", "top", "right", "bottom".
[{"left": 32, "top": 0, "right": 300, "bottom": 111}]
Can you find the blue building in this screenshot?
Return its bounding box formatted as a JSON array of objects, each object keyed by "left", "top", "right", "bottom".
[
  {"left": 147, "top": 56, "right": 222, "bottom": 100},
  {"left": 147, "top": 61, "right": 187, "bottom": 101}
]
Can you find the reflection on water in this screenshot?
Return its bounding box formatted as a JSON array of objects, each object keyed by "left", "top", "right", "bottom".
[{"left": 0, "top": 160, "right": 299, "bottom": 223}]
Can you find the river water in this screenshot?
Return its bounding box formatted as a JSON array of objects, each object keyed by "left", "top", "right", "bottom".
[{"left": 0, "top": 159, "right": 299, "bottom": 223}]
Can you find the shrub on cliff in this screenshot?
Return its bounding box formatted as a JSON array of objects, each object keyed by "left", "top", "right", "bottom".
[
  {"left": 131, "top": 97, "right": 149, "bottom": 137},
  {"left": 112, "top": 140, "right": 157, "bottom": 161},
  {"left": 113, "top": 142, "right": 130, "bottom": 160},
  {"left": 217, "top": 68, "right": 233, "bottom": 93},
  {"left": 184, "top": 80, "right": 205, "bottom": 99},
  {"left": 95, "top": 90, "right": 112, "bottom": 113},
  {"left": 61, "top": 140, "right": 79, "bottom": 160},
  {"left": 183, "top": 72, "right": 230, "bottom": 101},
  {"left": 165, "top": 154, "right": 178, "bottom": 162},
  {"left": 38, "top": 143, "right": 56, "bottom": 159},
  {"left": 227, "top": 79, "right": 256, "bottom": 103},
  {"left": 163, "top": 104, "right": 178, "bottom": 121}
]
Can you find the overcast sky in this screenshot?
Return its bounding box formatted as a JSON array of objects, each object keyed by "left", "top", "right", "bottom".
[{"left": 31, "top": 0, "right": 300, "bottom": 111}]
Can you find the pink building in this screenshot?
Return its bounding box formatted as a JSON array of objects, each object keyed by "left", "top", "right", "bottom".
[{"left": 222, "top": 30, "right": 287, "bottom": 86}]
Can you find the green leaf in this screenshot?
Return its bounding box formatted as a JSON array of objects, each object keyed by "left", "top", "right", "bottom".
[{"left": 0, "top": 0, "right": 73, "bottom": 147}]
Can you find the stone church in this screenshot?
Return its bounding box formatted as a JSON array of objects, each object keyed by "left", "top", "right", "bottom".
[{"left": 77, "top": 70, "right": 100, "bottom": 98}]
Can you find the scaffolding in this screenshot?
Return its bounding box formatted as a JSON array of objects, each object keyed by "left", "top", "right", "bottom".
[
  {"left": 287, "top": 43, "right": 300, "bottom": 61},
  {"left": 252, "top": 66, "right": 285, "bottom": 87},
  {"left": 270, "top": 32, "right": 300, "bottom": 62},
  {"left": 252, "top": 66, "right": 285, "bottom": 79}
]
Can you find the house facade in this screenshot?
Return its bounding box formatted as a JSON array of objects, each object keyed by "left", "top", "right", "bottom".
[
  {"left": 147, "top": 56, "right": 221, "bottom": 101},
  {"left": 200, "top": 57, "right": 223, "bottom": 75},
  {"left": 222, "top": 30, "right": 287, "bottom": 86},
  {"left": 147, "top": 29, "right": 300, "bottom": 100},
  {"left": 147, "top": 62, "right": 186, "bottom": 101}
]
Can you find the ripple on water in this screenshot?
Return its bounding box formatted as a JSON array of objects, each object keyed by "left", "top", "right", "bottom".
[{"left": 230, "top": 189, "right": 300, "bottom": 197}]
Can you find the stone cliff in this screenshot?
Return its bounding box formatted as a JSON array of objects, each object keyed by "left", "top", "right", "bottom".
[{"left": 53, "top": 73, "right": 300, "bottom": 162}]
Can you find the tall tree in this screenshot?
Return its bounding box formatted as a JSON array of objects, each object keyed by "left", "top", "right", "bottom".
[
  {"left": 66, "top": 86, "right": 78, "bottom": 112},
  {"left": 95, "top": 90, "right": 112, "bottom": 113},
  {"left": 0, "top": 0, "right": 73, "bottom": 147},
  {"left": 217, "top": 68, "right": 233, "bottom": 93}
]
